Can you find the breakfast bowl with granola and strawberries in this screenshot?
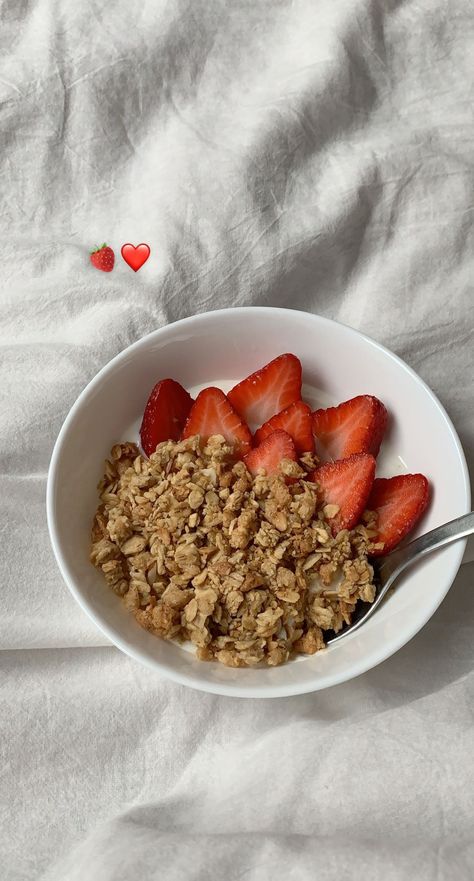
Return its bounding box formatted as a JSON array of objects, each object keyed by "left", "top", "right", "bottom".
[{"left": 47, "top": 308, "right": 470, "bottom": 697}]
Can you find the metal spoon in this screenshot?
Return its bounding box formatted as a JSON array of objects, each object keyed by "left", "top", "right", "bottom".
[{"left": 327, "top": 511, "right": 474, "bottom": 645}]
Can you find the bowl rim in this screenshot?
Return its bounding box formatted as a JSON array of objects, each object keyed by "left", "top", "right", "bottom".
[{"left": 46, "top": 306, "right": 471, "bottom": 698}]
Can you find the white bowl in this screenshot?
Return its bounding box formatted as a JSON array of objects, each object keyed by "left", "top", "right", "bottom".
[{"left": 47, "top": 308, "right": 470, "bottom": 698}]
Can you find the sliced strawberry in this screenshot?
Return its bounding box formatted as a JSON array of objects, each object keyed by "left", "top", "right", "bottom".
[
  {"left": 181, "top": 387, "right": 251, "bottom": 454},
  {"left": 367, "top": 474, "right": 430, "bottom": 556},
  {"left": 140, "top": 379, "right": 194, "bottom": 456},
  {"left": 228, "top": 354, "right": 302, "bottom": 428},
  {"left": 309, "top": 453, "right": 376, "bottom": 536},
  {"left": 254, "top": 401, "right": 314, "bottom": 454},
  {"left": 243, "top": 430, "right": 297, "bottom": 477},
  {"left": 312, "top": 395, "right": 387, "bottom": 462}
]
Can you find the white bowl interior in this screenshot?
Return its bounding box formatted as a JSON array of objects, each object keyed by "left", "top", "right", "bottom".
[{"left": 47, "top": 308, "right": 470, "bottom": 697}]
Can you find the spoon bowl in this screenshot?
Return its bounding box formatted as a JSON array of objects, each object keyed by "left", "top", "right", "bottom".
[{"left": 328, "top": 512, "right": 474, "bottom": 645}]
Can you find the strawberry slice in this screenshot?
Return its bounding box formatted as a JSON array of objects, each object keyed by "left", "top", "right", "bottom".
[
  {"left": 228, "top": 354, "right": 302, "bottom": 428},
  {"left": 243, "top": 430, "right": 297, "bottom": 477},
  {"left": 309, "top": 452, "right": 376, "bottom": 536},
  {"left": 181, "top": 387, "right": 251, "bottom": 454},
  {"left": 254, "top": 401, "right": 314, "bottom": 454},
  {"left": 367, "top": 474, "right": 430, "bottom": 556},
  {"left": 312, "top": 395, "right": 387, "bottom": 462},
  {"left": 140, "top": 378, "right": 194, "bottom": 457}
]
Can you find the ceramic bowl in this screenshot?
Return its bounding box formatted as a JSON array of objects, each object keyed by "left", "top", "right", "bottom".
[{"left": 47, "top": 308, "right": 470, "bottom": 697}]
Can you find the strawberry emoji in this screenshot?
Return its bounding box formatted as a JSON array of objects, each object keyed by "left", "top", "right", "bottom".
[
  {"left": 140, "top": 378, "right": 194, "bottom": 456},
  {"left": 254, "top": 400, "right": 314, "bottom": 454},
  {"left": 228, "top": 354, "right": 302, "bottom": 428},
  {"left": 309, "top": 452, "right": 376, "bottom": 536},
  {"left": 181, "top": 387, "right": 252, "bottom": 454},
  {"left": 366, "top": 474, "right": 430, "bottom": 555},
  {"left": 90, "top": 243, "right": 115, "bottom": 272},
  {"left": 243, "top": 429, "right": 297, "bottom": 477},
  {"left": 312, "top": 395, "right": 387, "bottom": 462}
]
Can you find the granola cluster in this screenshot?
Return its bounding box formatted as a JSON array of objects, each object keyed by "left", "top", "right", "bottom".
[{"left": 90, "top": 436, "right": 377, "bottom": 667}]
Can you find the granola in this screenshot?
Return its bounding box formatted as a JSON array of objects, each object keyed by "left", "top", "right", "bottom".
[{"left": 90, "top": 436, "right": 378, "bottom": 667}]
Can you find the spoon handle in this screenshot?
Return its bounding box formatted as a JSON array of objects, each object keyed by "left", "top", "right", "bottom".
[{"left": 378, "top": 511, "right": 474, "bottom": 582}]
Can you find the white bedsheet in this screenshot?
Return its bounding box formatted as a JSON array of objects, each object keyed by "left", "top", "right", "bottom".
[{"left": 0, "top": 1, "right": 473, "bottom": 878}]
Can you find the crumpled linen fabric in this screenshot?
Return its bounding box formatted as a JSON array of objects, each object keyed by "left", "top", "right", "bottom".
[{"left": 0, "top": 1, "right": 473, "bottom": 879}]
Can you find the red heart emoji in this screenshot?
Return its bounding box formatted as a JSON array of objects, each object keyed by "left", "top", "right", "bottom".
[{"left": 121, "top": 243, "right": 150, "bottom": 272}]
